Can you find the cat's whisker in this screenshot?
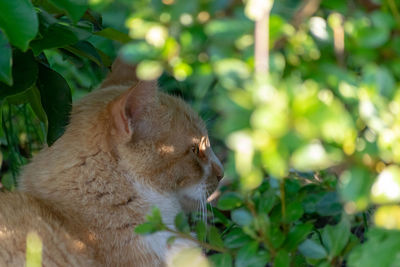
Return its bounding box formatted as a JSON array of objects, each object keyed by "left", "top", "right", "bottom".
[
  {"left": 208, "top": 194, "right": 215, "bottom": 226},
  {"left": 196, "top": 198, "right": 201, "bottom": 222}
]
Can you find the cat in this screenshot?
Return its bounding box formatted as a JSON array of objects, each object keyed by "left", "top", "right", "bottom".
[{"left": 0, "top": 57, "right": 224, "bottom": 266}]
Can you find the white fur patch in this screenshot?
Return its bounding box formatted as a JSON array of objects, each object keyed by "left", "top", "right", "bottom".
[
  {"left": 179, "top": 181, "right": 207, "bottom": 202},
  {"left": 132, "top": 182, "right": 197, "bottom": 262}
]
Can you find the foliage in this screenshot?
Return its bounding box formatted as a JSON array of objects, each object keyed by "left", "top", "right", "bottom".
[{"left": 2, "top": 0, "right": 400, "bottom": 266}]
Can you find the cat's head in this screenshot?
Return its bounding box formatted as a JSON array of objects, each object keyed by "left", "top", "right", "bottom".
[{"left": 100, "top": 80, "right": 224, "bottom": 212}]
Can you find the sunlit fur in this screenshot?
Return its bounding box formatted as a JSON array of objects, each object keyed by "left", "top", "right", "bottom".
[{"left": 0, "top": 58, "right": 223, "bottom": 266}]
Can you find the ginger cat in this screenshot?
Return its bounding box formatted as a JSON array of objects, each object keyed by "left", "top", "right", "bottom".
[{"left": 0, "top": 58, "right": 224, "bottom": 266}]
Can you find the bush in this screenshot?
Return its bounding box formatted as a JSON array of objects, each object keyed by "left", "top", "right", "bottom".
[{"left": 1, "top": 0, "right": 400, "bottom": 266}]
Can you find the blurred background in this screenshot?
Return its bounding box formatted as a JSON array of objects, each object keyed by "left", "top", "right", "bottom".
[{"left": 1, "top": 0, "right": 400, "bottom": 265}]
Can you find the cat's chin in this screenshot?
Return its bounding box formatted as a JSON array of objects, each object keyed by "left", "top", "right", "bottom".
[{"left": 178, "top": 195, "right": 201, "bottom": 213}]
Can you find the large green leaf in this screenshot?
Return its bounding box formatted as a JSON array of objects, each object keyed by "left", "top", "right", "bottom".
[
  {"left": 120, "top": 41, "right": 160, "bottom": 63},
  {"left": 208, "top": 226, "right": 224, "bottom": 249},
  {"left": 64, "top": 41, "right": 102, "bottom": 66},
  {"left": 174, "top": 212, "right": 190, "bottom": 233},
  {"left": 235, "top": 242, "right": 269, "bottom": 267},
  {"left": 316, "top": 192, "right": 342, "bottom": 216},
  {"left": 231, "top": 208, "right": 253, "bottom": 226},
  {"left": 4, "top": 86, "right": 47, "bottom": 124},
  {"left": 217, "top": 192, "right": 243, "bottom": 210},
  {"left": 0, "top": 50, "right": 38, "bottom": 100},
  {"left": 0, "top": 0, "right": 38, "bottom": 51},
  {"left": 321, "top": 218, "right": 351, "bottom": 259},
  {"left": 48, "top": 0, "right": 88, "bottom": 22},
  {"left": 339, "top": 167, "right": 372, "bottom": 211},
  {"left": 94, "top": 27, "right": 131, "bottom": 44},
  {"left": 298, "top": 239, "right": 327, "bottom": 260},
  {"left": 195, "top": 221, "right": 207, "bottom": 242},
  {"left": 348, "top": 228, "right": 400, "bottom": 267},
  {"left": 285, "top": 202, "right": 304, "bottom": 223},
  {"left": 0, "top": 30, "right": 12, "bottom": 85},
  {"left": 36, "top": 64, "right": 72, "bottom": 145},
  {"left": 274, "top": 250, "right": 290, "bottom": 267},
  {"left": 282, "top": 223, "right": 313, "bottom": 251},
  {"left": 223, "top": 227, "right": 252, "bottom": 249},
  {"left": 30, "top": 23, "right": 79, "bottom": 56},
  {"left": 209, "top": 253, "right": 232, "bottom": 267}
]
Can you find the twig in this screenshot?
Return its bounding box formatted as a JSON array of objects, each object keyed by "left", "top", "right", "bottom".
[
  {"left": 280, "top": 179, "right": 288, "bottom": 234},
  {"left": 255, "top": 10, "right": 270, "bottom": 75},
  {"left": 387, "top": 0, "right": 400, "bottom": 27},
  {"left": 274, "top": 0, "right": 321, "bottom": 50}
]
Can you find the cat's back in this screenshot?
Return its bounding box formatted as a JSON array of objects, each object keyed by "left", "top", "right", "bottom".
[{"left": 0, "top": 192, "right": 97, "bottom": 266}]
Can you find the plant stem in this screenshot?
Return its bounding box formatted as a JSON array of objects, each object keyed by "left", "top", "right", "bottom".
[
  {"left": 387, "top": 0, "right": 400, "bottom": 27},
  {"left": 280, "top": 179, "right": 288, "bottom": 233},
  {"left": 245, "top": 197, "right": 276, "bottom": 257},
  {"left": 254, "top": 1, "right": 272, "bottom": 75}
]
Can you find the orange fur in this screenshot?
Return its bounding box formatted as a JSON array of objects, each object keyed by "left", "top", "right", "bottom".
[{"left": 0, "top": 58, "right": 223, "bottom": 266}]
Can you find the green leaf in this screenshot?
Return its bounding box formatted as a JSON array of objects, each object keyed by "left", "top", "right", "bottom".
[
  {"left": 27, "top": 87, "right": 47, "bottom": 123},
  {"left": 269, "top": 226, "right": 285, "bottom": 249},
  {"left": 298, "top": 239, "right": 327, "bottom": 260},
  {"left": 208, "top": 226, "right": 224, "bottom": 249},
  {"left": 195, "top": 221, "right": 207, "bottom": 242},
  {"left": 36, "top": 64, "right": 71, "bottom": 145},
  {"left": 283, "top": 223, "right": 313, "bottom": 251},
  {"left": 357, "top": 27, "right": 389, "bottom": 48},
  {"left": 135, "top": 222, "right": 158, "bottom": 234},
  {"left": 317, "top": 262, "right": 331, "bottom": 267},
  {"left": 209, "top": 253, "right": 232, "bottom": 267},
  {"left": 362, "top": 65, "right": 395, "bottom": 98},
  {"left": 212, "top": 208, "right": 231, "bottom": 227},
  {"left": 64, "top": 41, "right": 102, "bottom": 66},
  {"left": 48, "top": 0, "right": 88, "bottom": 22},
  {"left": 30, "top": 23, "right": 79, "bottom": 56},
  {"left": 316, "top": 192, "right": 342, "bottom": 216},
  {"left": 348, "top": 228, "right": 400, "bottom": 267},
  {"left": 285, "top": 202, "right": 304, "bottom": 223},
  {"left": 274, "top": 250, "right": 290, "bottom": 267},
  {"left": 231, "top": 208, "right": 253, "bottom": 226},
  {"left": 0, "top": 50, "right": 38, "bottom": 101},
  {"left": 1, "top": 173, "right": 15, "bottom": 191},
  {"left": 146, "top": 207, "right": 163, "bottom": 225},
  {"left": 257, "top": 189, "right": 277, "bottom": 214},
  {"left": 205, "top": 18, "right": 253, "bottom": 42},
  {"left": 217, "top": 192, "right": 243, "bottom": 210},
  {"left": 68, "top": 21, "right": 93, "bottom": 40},
  {"left": 235, "top": 242, "right": 269, "bottom": 267},
  {"left": 135, "top": 207, "right": 166, "bottom": 235},
  {"left": 0, "top": 30, "right": 12, "bottom": 85},
  {"left": 120, "top": 41, "right": 160, "bottom": 63},
  {"left": 223, "top": 227, "right": 252, "bottom": 249},
  {"left": 4, "top": 86, "right": 46, "bottom": 124},
  {"left": 95, "top": 48, "right": 112, "bottom": 67},
  {"left": 94, "top": 27, "right": 131, "bottom": 44},
  {"left": 174, "top": 212, "right": 190, "bottom": 233},
  {"left": 321, "top": 218, "right": 351, "bottom": 258},
  {"left": 339, "top": 167, "right": 372, "bottom": 211},
  {"left": 0, "top": 0, "right": 38, "bottom": 51}
]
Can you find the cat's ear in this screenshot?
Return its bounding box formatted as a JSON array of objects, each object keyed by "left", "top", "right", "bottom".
[
  {"left": 109, "top": 81, "right": 158, "bottom": 138},
  {"left": 100, "top": 57, "right": 138, "bottom": 88}
]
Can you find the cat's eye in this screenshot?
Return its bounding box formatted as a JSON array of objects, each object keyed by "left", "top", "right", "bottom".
[{"left": 191, "top": 145, "right": 199, "bottom": 155}]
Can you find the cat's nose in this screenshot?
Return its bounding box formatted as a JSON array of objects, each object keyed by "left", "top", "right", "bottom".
[
  {"left": 213, "top": 162, "right": 224, "bottom": 181},
  {"left": 210, "top": 150, "right": 224, "bottom": 181}
]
